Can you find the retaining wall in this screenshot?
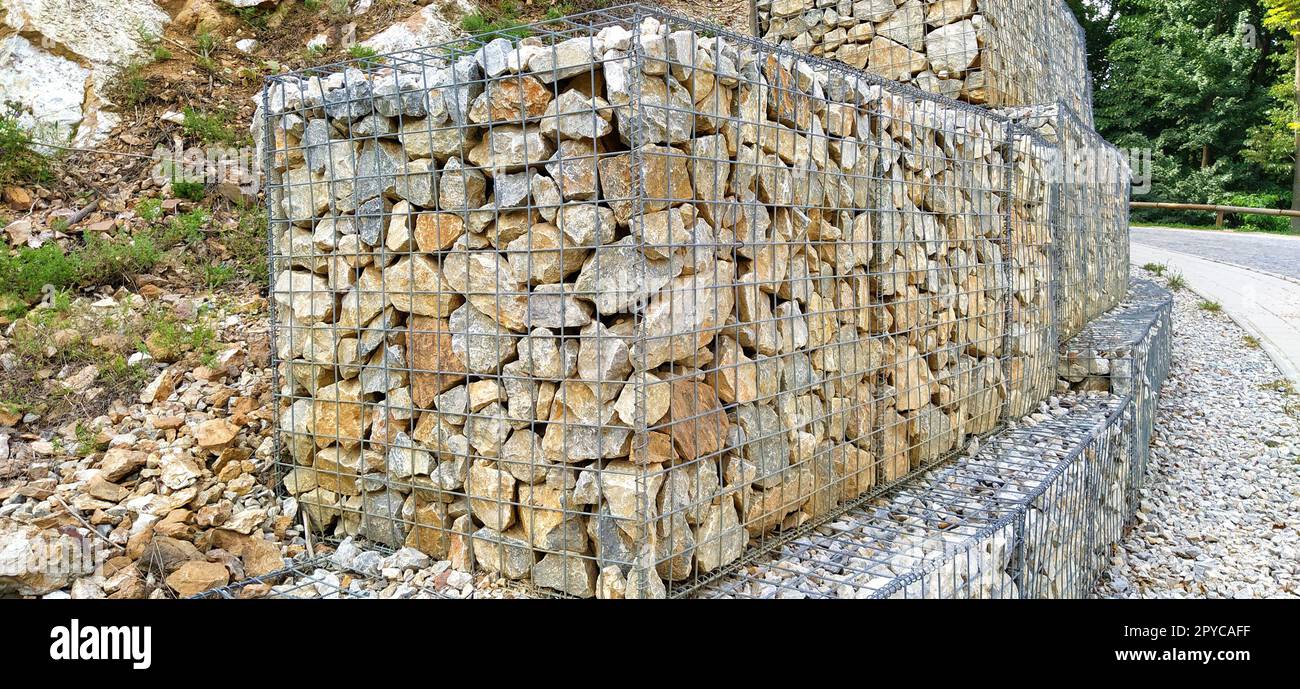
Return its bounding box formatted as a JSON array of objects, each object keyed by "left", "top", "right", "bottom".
[
  {"left": 1002, "top": 102, "right": 1132, "bottom": 340},
  {"left": 262, "top": 4, "right": 1127, "bottom": 598},
  {"left": 702, "top": 278, "right": 1171, "bottom": 598},
  {"left": 754, "top": 0, "right": 1093, "bottom": 124}
]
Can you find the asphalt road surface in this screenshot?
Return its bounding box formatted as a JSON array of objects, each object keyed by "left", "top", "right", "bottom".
[{"left": 1131, "top": 226, "right": 1300, "bottom": 281}]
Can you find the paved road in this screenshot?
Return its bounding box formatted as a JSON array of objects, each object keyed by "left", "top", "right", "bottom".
[
  {"left": 1131, "top": 226, "right": 1300, "bottom": 281},
  {"left": 1131, "top": 242, "right": 1300, "bottom": 384}
]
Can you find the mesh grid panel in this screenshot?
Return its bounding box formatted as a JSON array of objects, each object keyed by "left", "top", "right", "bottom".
[
  {"left": 754, "top": 0, "right": 1093, "bottom": 124},
  {"left": 262, "top": 3, "right": 1122, "bottom": 598}
]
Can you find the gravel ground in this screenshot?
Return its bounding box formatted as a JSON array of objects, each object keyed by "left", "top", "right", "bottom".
[{"left": 1094, "top": 271, "right": 1300, "bottom": 599}]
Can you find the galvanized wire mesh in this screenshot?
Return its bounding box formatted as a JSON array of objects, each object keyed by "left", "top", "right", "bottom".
[
  {"left": 753, "top": 0, "right": 1093, "bottom": 124},
  {"left": 1059, "top": 278, "right": 1173, "bottom": 518},
  {"left": 1001, "top": 102, "right": 1132, "bottom": 341},
  {"left": 700, "top": 392, "right": 1133, "bottom": 598},
  {"left": 261, "top": 3, "right": 1123, "bottom": 598}
]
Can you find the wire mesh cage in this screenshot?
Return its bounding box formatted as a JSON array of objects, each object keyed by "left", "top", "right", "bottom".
[
  {"left": 1000, "top": 101, "right": 1132, "bottom": 341},
  {"left": 261, "top": 3, "right": 1123, "bottom": 598},
  {"left": 700, "top": 392, "right": 1135, "bottom": 598},
  {"left": 753, "top": 0, "right": 1094, "bottom": 124},
  {"left": 1058, "top": 278, "right": 1173, "bottom": 521}
]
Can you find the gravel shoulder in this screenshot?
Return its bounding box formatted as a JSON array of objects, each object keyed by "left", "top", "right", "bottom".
[{"left": 1094, "top": 270, "right": 1300, "bottom": 599}]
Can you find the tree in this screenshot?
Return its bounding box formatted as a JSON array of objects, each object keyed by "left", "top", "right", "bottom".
[
  {"left": 1262, "top": 0, "right": 1300, "bottom": 230},
  {"left": 1077, "top": 0, "right": 1291, "bottom": 228}
]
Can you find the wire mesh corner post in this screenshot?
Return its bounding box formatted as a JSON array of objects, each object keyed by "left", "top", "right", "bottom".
[{"left": 262, "top": 3, "right": 1127, "bottom": 599}]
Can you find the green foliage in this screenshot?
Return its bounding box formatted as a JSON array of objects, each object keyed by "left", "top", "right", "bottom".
[
  {"left": 202, "top": 262, "right": 235, "bottom": 289},
  {"left": 144, "top": 308, "right": 218, "bottom": 364},
  {"left": 74, "top": 422, "right": 106, "bottom": 456},
  {"left": 226, "top": 203, "right": 270, "bottom": 284},
  {"left": 1219, "top": 192, "right": 1294, "bottom": 232},
  {"left": 1083, "top": 1, "right": 1297, "bottom": 231},
  {"left": 1243, "top": 38, "right": 1296, "bottom": 171},
  {"left": 181, "top": 108, "right": 237, "bottom": 145},
  {"left": 136, "top": 198, "right": 163, "bottom": 223},
  {"left": 234, "top": 6, "right": 270, "bottom": 30},
  {"left": 1198, "top": 299, "right": 1224, "bottom": 312},
  {"left": 110, "top": 62, "right": 152, "bottom": 108},
  {"left": 0, "top": 243, "right": 79, "bottom": 301},
  {"left": 196, "top": 30, "right": 219, "bottom": 56},
  {"left": 0, "top": 113, "right": 52, "bottom": 186},
  {"left": 196, "top": 29, "right": 219, "bottom": 72},
  {"left": 0, "top": 207, "right": 212, "bottom": 307},
  {"left": 1264, "top": 0, "right": 1300, "bottom": 34},
  {"left": 462, "top": 2, "right": 531, "bottom": 39},
  {"left": 164, "top": 208, "right": 210, "bottom": 247},
  {"left": 1243, "top": 334, "right": 1262, "bottom": 348},
  {"left": 299, "top": 0, "right": 347, "bottom": 17},
  {"left": 171, "top": 180, "right": 207, "bottom": 201},
  {"left": 1166, "top": 272, "right": 1188, "bottom": 291},
  {"left": 546, "top": 3, "right": 576, "bottom": 20},
  {"left": 347, "top": 44, "right": 379, "bottom": 60},
  {"left": 76, "top": 231, "right": 162, "bottom": 286},
  {"left": 1142, "top": 262, "right": 1167, "bottom": 276}
]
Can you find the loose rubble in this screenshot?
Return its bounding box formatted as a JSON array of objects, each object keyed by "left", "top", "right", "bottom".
[{"left": 0, "top": 289, "right": 293, "bottom": 599}]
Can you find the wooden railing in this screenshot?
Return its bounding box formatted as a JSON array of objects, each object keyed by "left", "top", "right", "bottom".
[{"left": 1131, "top": 201, "right": 1300, "bottom": 227}]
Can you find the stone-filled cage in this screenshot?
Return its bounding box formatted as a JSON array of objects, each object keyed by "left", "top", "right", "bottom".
[
  {"left": 264, "top": 4, "right": 1086, "bottom": 598},
  {"left": 754, "top": 0, "right": 1094, "bottom": 125}
]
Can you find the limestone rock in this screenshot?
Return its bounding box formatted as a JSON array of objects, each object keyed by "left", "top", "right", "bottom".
[
  {"left": 449, "top": 303, "right": 517, "bottom": 374},
  {"left": 467, "top": 460, "right": 517, "bottom": 530},
  {"left": 442, "top": 251, "right": 530, "bottom": 332},
  {"left": 165, "top": 560, "right": 229, "bottom": 598},
  {"left": 384, "top": 255, "right": 463, "bottom": 318}
]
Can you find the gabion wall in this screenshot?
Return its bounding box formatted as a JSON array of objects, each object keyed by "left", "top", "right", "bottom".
[
  {"left": 1059, "top": 278, "right": 1173, "bottom": 519},
  {"left": 754, "top": 0, "right": 1093, "bottom": 124},
  {"left": 701, "top": 393, "right": 1136, "bottom": 599},
  {"left": 263, "top": 5, "right": 1120, "bottom": 598},
  {"left": 1002, "top": 103, "right": 1132, "bottom": 340}
]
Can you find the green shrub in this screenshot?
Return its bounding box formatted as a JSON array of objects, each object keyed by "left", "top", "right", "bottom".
[
  {"left": 111, "top": 63, "right": 152, "bottom": 108},
  {"left": 0, "top": 243, "right": 79, "bottom": 301},
  {"left": 202, "top": 262, "right": 235, "bottom": 289},
  {"left": 0, "top": 114, "right": 52, "bottom": 186},
  {"left": 546, "top": 3, "right": 576, "bottom": 20},
  {"left": 145, "top": 309, "right": 218, "bottom": 364},
  {"left": 461, "top": 3, "right": 531, "bottom": 39},
  {"left": 181, "top": 108, "right": 236, "bottom": 145},
  {"left": 347, "top": 44, "right": 379, "bottom": 60},
  {"left": 171, "top": 180, "right": 206, "bottom": 201},
  {"left": 1198, "top": 299, "right": 1223, "bottom": 313},
  {"left": 164, "top": 208, "right": 209, "bottom": 247},
  {"left": 136, "top": 198, "right": 163, "bottom": 222},
  {"left": 1219, "top": 192, "right": 1295, "bottom": 234},
  {"left": 227, "top": 204, "right": 269, "bottom": 284},
  {"left": 77, "top": 231, "right": 162, "bottom": 286},
  {"left": 1166, "top": 273, "right": 1187, "bottom": 291}
]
